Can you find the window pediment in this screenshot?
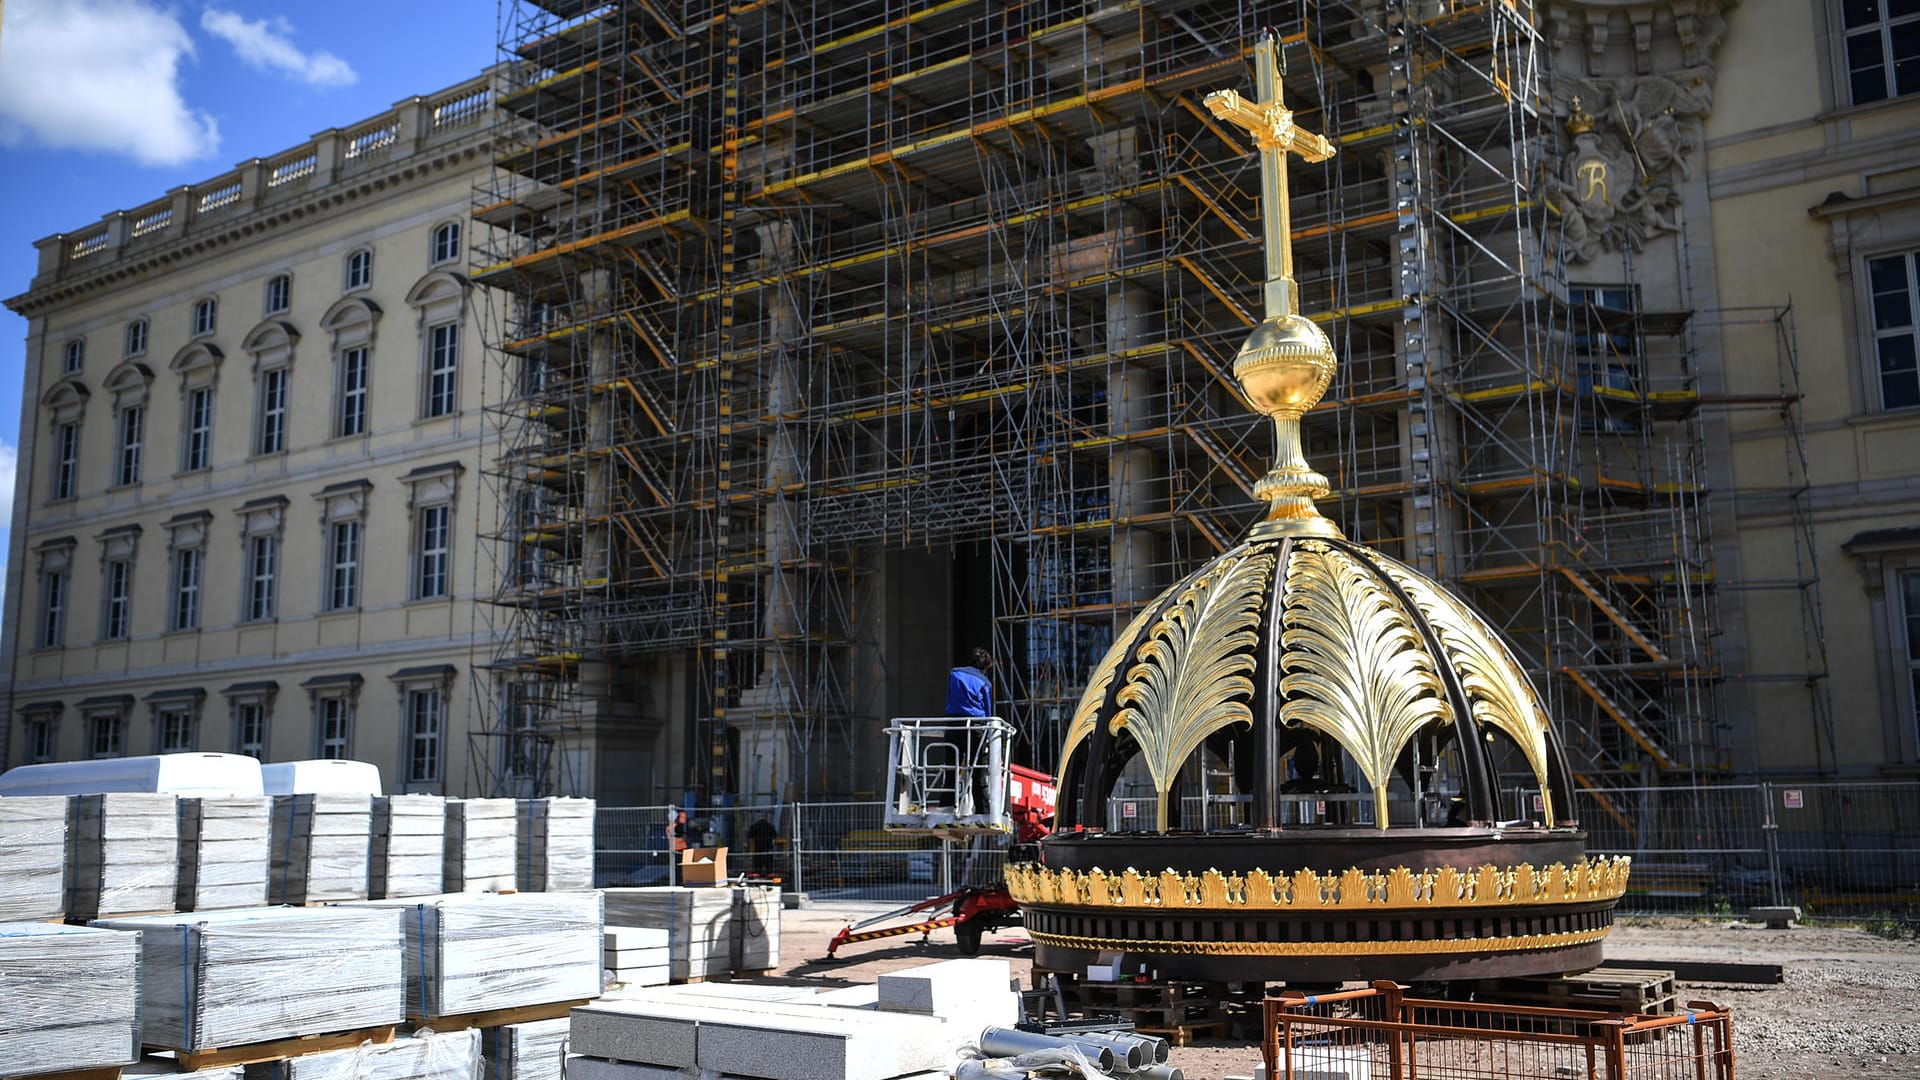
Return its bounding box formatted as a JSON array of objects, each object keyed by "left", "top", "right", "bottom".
[
  {"left": 243, "top": 319, "right": 301, "bottom": 355},
  {"left": 321, "top": 296, "right": 383, "bottom": 333},
  {"left": 102, "top": 361, "right": 156, "bottom": 407},
  {"left": 169, "top": 341, "right": 225, "bottom": 382},
  {"left": 41, "top": 377, "right": 90, "bottom": 423},
  {"left": 406, "top": 271, "right": 468, "bottom": 322}
]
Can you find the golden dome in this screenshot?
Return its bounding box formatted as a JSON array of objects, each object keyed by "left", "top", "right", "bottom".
[{"left": 1054, "top": 534, "right": 1572, "bottom": 833}]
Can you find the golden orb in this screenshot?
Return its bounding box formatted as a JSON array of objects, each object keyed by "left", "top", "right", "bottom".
[{"left": 1233, "top": 312, "right": 1337, "bottom": 418}]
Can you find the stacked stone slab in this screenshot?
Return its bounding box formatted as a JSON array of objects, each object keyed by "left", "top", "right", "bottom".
[
  {"left": 603, "top": 926, "right": 670, "bottom": 988},
  {"left": 0, "top": 795, "right": 70, "bottom": 920},
  {"left": 601, "top": 885, "right": 779, "bottom": 981},
  {"left": 71, "top": 792, "right": 179, "bottom": 918},
  {"left": 130, "top": 1060, "right": 243, "bottom": 1080},
  {"left": 444, "top": 799, "right": 516, "bottom": 893},
  {"left": 372, "top": 795, "right": 447, "bottom": 898},
  {"left": 0, "top": 922, "right": 141, "bottom": 1078},
  {"left": 357, "top": 892, "right": 602, "bottom": 1020},
  {"left": 247, "top": 1028, "right": 480, "bottom": 1080},
  {"left": 177, "top": 796, "right": 273, "bottom": 912},
  {"left": 515, "top": 797, "right": 595, "bottom": 892},
  {"left": 271, "top": 793, "right": 373, "bottom": 904},
  {"left": 481, "top": 1017, "right": 569, "bottom": 1080},
  {"left": 92, "top": 905, "right": 405, "bottom": 1051},
  {"left": 567, "top": 958, "right": 1019, "bottom": 1080}
]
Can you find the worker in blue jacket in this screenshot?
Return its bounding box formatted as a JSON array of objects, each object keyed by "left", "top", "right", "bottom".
[{"left": 946, "top": 646, "right": 997, "bottom": 717}]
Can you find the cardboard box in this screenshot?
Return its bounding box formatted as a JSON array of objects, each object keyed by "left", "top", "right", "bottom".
[{"left": 679, "top": 846, "right": 728, "bottom": 886}]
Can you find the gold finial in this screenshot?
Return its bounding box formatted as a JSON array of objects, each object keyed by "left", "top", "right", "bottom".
[
  {"left": 1203, "top": 31, "right": 1344, "bottom": 540},
  {"left": 1566, "top": 95, "right": 1597, "bottom": 136}
]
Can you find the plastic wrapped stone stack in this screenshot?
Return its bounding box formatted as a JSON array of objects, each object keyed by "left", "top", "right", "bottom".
[
  {"left": 0, "top": 922, "right": 141, "bottom": 1078},
  {"left": 515, "top": 797, "right": 595, "bottom": 892},
  {"left": 71, "top": 792, "right": 180, "bottom": 919},
  {"left": 271, "top": 793, "right": 373, "bottom": 904},
  {"left": 601, "top": 885, "right": 779, "bottom": 981},
  {"left": 177, "top": 796, "right": 273, "bottom": 912},
  {"left": 567, "top": 957, "right": 1019, "bottom": 1080},
  {"left": 247, "top": 1028, "right": 480, "bottom": 1080},
  {"left": 481, "top": 1017, "right": 570, "bottom": 1080},
  {"left": 603, "top": 926, "right": 670, "bottom": 988},
  {"left": 92, "top": 905, "right": 405, "bottom": 1052},
  {"left": 444, "top": 799, "right": 517, "bottom": 893},
  {"left": 0, "top": 795, "right": 70, "bottom": 920},
  {"left": 372, "top": 794, "right": 447, "bottom": 898},
  {"left": 358, "top": 891, "right": 602, "bottom": 1020}
]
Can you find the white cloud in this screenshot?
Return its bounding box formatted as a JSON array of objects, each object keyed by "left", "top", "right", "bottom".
[
  {"left": 0, "top": 0, "right": 220, "bottom": 167},
  {"left": 200, "top": 9, "right": 357, "bottom": 87},
  {"left": 0, "top": 438, "right": 15, "bottom": 527}
]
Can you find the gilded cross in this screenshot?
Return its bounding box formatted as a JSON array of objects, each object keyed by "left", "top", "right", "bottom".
[{"left": 1203, "top": 32, "right": 1335, "bottom": 318}]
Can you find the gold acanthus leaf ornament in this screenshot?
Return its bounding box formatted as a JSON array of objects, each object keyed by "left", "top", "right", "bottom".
[
  {"left": 1279, "top": 541, "right": 1452, "bottom": 827},
  {"left": 1109, "top": 548, "right": 1277, "bottom": 831},
  {"left": 1362, "top": 550, "right": 1558, "bottom": 825},
  {"left": 1058, "top": 595, "right": 1165, "bottom": 791}
]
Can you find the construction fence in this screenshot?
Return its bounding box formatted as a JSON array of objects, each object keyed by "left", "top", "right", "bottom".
[{"left": 594, "top": 780, "right": 1920, "bottom": 921}]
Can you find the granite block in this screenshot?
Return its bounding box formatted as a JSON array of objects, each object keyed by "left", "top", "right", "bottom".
[{"left": 877, "top": 958, "right": 1011, "bottom": 1016}]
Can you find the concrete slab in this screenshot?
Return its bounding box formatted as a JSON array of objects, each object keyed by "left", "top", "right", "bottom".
[{"left": 877, "top": 958, "right": 1012, "bottom": 1016}]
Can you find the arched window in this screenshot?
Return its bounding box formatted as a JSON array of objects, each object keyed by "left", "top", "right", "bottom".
[
  {"left": 344, "top": 248, "right": 373, "bottom": 292},
  {"left": 124, "top": 319, "right": 148, "bottom": 358},
  {"left": 430, "top": 221, "right": 462, "bottom": 267},
  {"left": 62, "top": 338, "right": 85, "bottom": 374},
  {"left": 264, "top": 273, "right": 292, "bottom": 316},
  {"left": 192, "top": 297, "right": 218, "bottom": 337}
]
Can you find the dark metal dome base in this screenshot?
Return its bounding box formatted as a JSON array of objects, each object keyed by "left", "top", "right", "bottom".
[{"left": 1022, "top": 828, "right": 1617, "bottom": 983}]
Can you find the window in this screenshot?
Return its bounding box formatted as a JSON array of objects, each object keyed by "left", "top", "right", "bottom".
[
  {"left": 193, "top": 297, "right": 217, "bottom": 337},
  {"left": 90, "top": 714, "right": 124, "bottom": 759},
  {"left": 257, "top": 368, "right": 288, "bottom": 454},
  {"left": 318, "top": 698, "right": 352, "bottom": 758},
  {"left": 246, "top": 535, "right": 278, "bottom": 621},
  {"left": 114, "top": 405, "right": 144, "bottom": 486},
  {"left": 337, "top": 346, "right": 369, "bottom": 437},
  {"left": 407, "top": 689, "right": 443, "bottom": 783},
  {"left": 125, "top": 319, "right": 147, "bottom": 357},
  {"left": 1871, "top": 251, "right": 1920, "bottom": 410},
  {"left": 38, "top": 570, "right": 66, "bottom": 649},
  {"left": 236, "top": 702, "right": 268, "bottom": 758},
  {"left": 425, "top": 323, "right": 458, "bottom": 417},
  {"left": 158, "top": 708, "right": 194, "bottom": 753},
  {"left": 265, "top": 274, "right": 291, "bottom": 315},
  {"left": 183, "top": 388, "right": 213, "bottom": 472},
  {"left": 1844, "top": 0, "right": 1920, "bottom": 105},
  {"left": 415, "top": 504, "right": 450, "bottom": 599},
  {"left": 345, "top": 249, "right": 372, "bottom": 291},
  {"left": 51, "top": 422, "right": 79, "bottom": 501},
  {"left": 25, "top": 718, "right": 56, "bottom": 763},
  {"left": 171, "top": 547, "right": 202, "bottom": 632},
  {"left": 431, "top": 222, "right": 462, "bottom": 266},
  {"left": 101, "top": 559, "right": 132, "bottom": 641},
  {"left": 62, "top": 338, "right": 84, "bottom": 374},
  {"left": 327, "top": 520, "right": 361, "bottom": 611}
]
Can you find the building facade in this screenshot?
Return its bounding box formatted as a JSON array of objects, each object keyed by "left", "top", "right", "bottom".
[{"left": 2, "top": 70, "right": 503, "bottom": 794}]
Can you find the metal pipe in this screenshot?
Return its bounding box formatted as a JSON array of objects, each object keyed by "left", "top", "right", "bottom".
[
  {"left": 1129, "top": 1066, "right": 1183, "bottom": 1080},
  {"left": 1070, "top": 1033, "right": 1148, "bottom": 1070},
  {"left": 977, "top": 1028, "right": 1116, "bottom": 1072}
]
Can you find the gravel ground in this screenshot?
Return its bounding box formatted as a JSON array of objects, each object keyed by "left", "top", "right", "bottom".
[{"left": 757, "top": 901, "right": 1920, "bottom": 1079}]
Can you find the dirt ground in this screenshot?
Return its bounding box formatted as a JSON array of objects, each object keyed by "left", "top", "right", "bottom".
[{"left": 759, "top": 901, "right": 1920, "bottom": 1079}]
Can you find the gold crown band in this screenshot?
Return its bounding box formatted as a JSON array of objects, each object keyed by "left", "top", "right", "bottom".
[
  {"left": 1027, "top": 925, "right": 1612, "bottom": 957},
  {"left": 1006, "top": 857, "right": 1631, "bottom": 912}
]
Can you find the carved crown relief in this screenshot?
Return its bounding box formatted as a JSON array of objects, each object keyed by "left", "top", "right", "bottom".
[{"left": 1538, "top": 0, "right": 1734, "bottom": 263}]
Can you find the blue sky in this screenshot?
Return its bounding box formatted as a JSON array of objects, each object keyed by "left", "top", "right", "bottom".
[{"left": 0, "top": 0, "right": 499, "bottom": 620}]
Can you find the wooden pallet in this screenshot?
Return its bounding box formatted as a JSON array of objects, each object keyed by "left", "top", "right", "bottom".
[
  {"left": 1479, "top": 967, "right": 1680, "bottom": 1015},
  {"left": 410, "top": 999, "right": 588, "bottom": 1031},
  {"left": 18, "top": 1067, "right": 120, "bottom": 1080},
  {"left": 172, "top": 1025, "right": 397, "bottom": 1071},
  {"left": 1136, "top": 1020, "right": 1230, "bottom": 1047}
]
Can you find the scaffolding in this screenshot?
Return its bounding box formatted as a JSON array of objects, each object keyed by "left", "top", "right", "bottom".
[{"left": 469, "top": 0, "right": 1818, "bottom": 807}]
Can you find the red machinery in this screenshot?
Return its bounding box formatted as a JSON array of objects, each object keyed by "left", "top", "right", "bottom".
[{"left": 825, "top": 720, "right": 1055, "bottom": 959}]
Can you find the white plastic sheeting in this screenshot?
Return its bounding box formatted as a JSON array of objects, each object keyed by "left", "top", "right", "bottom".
[
  {"left": 601, "top": 886, "right": 780, "bottom": 981},
  {"left": 0, "top": 922, "right": 140, "bottom": 1078},
  {"left": 92, "top": 905, "right": 406, "bottom": 1051},
  {"left": 515, "top": 798, "right": 595, "bottom": 892},
  {"left": 272, "top": 793, "right": 374, "bottom": 904},
  {"left": 0, "top": 795, "right": 69, "bottom": 921},
  {"left": 480, "top": 1017, "right": 570, "bottom": 1080},
  {"left": 444, "top": 800, "right": 516, "bottom": 893},
  {"left": 356, "top": 891, "right": 602, "bottom": 1019},
  {"left": 255, "top": 1029, "right": 481, "bottom": 1080},
  {"left": 71, "top": 792, "right": 179, "bottom": 919},
  {"left": 372, "top": 795, "right": 447, "bottom": 899},
  {"left": 177, "top": 796, "right": 272, "bottom": 912}
]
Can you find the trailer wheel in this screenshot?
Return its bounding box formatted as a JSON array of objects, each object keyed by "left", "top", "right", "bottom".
[{"left": 955, "top": 920, "right": 983, "bottom": 956}]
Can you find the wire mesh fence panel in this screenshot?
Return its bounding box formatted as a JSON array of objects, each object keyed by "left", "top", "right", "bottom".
[
  {"left": 793, "top": 801, "right": 947, "bottom": 901},
  {"left": 677, "top": 802, "right": 795, "bottom": 883},
  {"left": 595, "top": 805, "right": 672, "bottom": 887},
  {"left": 1580, "top": 784, "right": 1773, "bottom": 916},
  {"left": 1768, "top": 781, "right": 1920, "bottom": 924}
]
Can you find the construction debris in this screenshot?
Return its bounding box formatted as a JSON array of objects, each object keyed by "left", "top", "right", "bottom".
[
  {"left": 271, "top": 793, "right": 374, "bottom": 905},
  {"left": 71, "top": 792, "right": 179, "bottom": 918},
  {"left": 355, "top": 891, "right": 603, "bottom": 1020},
  {"left": 371, "top": 795, "right": 448, "bottom": 899},
  {"left": 0, "top": 795, "right": 68, "bottom": 920},
  {"left": 0, "top": 921, "right": 140, "bottom": 1078},
  {"left": 516, "top": 797, "right": 594, "bottom": 892},
  {"left": 92, "top": 905, "right": 405, "bottom": 1051},
  {"left": 445, "top": 799, "right": 516, "bottom": 893},
  {"left": 177, "top": 795, "right": 273, "bottom": 912}
]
